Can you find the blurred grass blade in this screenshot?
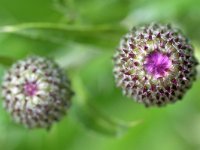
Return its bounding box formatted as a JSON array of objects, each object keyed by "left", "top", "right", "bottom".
[
  {"left": 54, "top": 43, "right": 101, "bottom": 69},
  {"left": 0, "top": 23, "right": 126, "bottom": 48},
  {"left": 70, "top": 74, "right": 140, "bottom": 137}
]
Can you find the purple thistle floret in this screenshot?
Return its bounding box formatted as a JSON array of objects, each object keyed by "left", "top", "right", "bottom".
[
  {"left": 1, "top": 56, "right": 73, "bottom": 128},
  {"left": 24, "top": 82, "right": 38, "bottom": 96},
  {"left": 144, "top": 51, "right": 172, "bottom": 78},
  {"left": 113, "top": 23, "right": 198, "bottom": 107}
]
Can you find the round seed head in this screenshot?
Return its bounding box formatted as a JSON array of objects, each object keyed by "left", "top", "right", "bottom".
[
  {"left": 113, "top": 23, "right": 198, "bottom": 107},
  {"left": 1, "top": 56, "right": 73, "bottom": 128}
]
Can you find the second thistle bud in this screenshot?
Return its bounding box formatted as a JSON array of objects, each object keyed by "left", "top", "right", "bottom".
[
  {"left": 113, "top": 23, "right": 198, "bottom": 107},
  {"left": 1, "top": 56, "right": 73, "bottom": 128}
]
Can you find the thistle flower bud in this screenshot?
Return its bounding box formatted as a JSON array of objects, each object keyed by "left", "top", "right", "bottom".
[
  {"left": 1, "top": 56, "right": 73, "bottom": 128},
  {"left": 113, "top": 23, "right": 198, "bottom": 107}
]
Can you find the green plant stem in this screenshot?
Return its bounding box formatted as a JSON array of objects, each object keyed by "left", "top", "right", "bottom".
[
  {"left": 0, "top": 22, "right": 126, "bottom": 34},
  {"left": 0, "top": 22, "right": 127, "bottom": 47}
]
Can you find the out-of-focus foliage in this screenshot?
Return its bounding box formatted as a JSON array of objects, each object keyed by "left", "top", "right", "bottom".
[{"left": 0, "top": 0, "right": 200, "bottom": 150}]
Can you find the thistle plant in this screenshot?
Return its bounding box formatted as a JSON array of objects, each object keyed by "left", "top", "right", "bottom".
[
  {"left": 113, "top": 23, "right": 198, "bottom": 107},
  {"left": 1, "top": 56, "right": 73, "bottom": 128}
]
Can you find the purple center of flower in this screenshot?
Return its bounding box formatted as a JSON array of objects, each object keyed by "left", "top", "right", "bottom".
[
  {"left": 144, "top": 51, "right": 172, "bottom": 78},
  {"left": 24, "top": 82, "right": 38, "bottom": 96}
]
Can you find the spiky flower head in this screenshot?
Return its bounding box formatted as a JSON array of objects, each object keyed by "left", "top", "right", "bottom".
[
  {"left": 1, "top": 56, "right": 73, "bottom": 128},
  {"left": 113, "top": 23, "right": 198, "bottom": 107}
]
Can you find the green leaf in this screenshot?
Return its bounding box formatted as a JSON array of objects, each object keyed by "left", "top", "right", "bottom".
[
  {"left": 70, "top": 74, "right": 140, "bottom": 136},
  {"left": 53, "top": 0, "right": 132, "bottom": 24},
  {"left": 0, "top": 55, "right": 15, "bottom": 67},
  {"left": 73, "top": 0, "right": 132, "bottom": 24}
]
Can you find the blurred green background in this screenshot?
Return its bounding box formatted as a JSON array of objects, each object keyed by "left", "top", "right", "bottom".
[{"left": 0, "top": 0, "right": 200, "bottom": 150}]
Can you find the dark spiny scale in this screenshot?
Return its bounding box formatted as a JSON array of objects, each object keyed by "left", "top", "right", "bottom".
[
  {"left": 113, "top": 23, "right": 198, "bottom": 107},
  {"left": 1, "top": 56, "right": 73, "bottom": 128}
]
